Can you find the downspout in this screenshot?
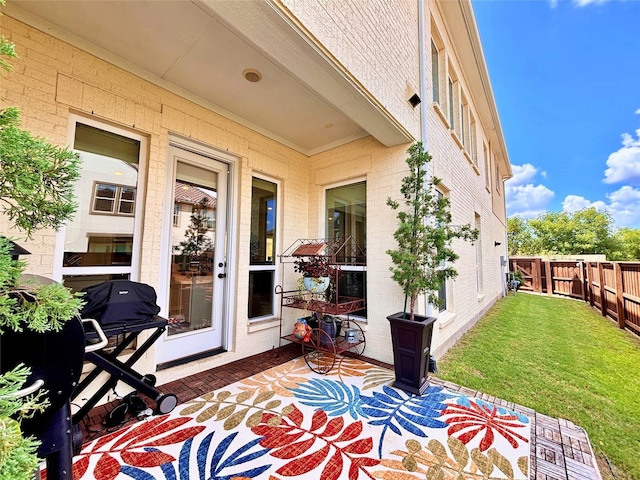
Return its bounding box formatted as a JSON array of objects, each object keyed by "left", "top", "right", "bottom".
[{"left": 418, "top": 0, "right": 436, "bottom": 318}]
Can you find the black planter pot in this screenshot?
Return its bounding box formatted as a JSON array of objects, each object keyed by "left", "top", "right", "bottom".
[{"left": 387, "top": 312, "right": 436, "bottom": 395}]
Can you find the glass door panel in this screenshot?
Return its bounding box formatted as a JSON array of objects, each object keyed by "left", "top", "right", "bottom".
[{"left": 168, "top": 164, "right": 216, "bottom": 334}]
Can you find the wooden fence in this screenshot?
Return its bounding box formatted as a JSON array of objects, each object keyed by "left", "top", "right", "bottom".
[{"left": 509, "top": 257, "right": 640, "bottom": 337}]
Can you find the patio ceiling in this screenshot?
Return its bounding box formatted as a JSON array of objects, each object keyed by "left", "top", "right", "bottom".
[{"left": 6, "top": 0, "right": 412, "bottom": 156}]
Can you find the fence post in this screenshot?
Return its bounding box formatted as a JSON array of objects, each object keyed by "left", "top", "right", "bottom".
[
  {"left": 578, "top": 262, "right": 586, "bottom": 301},
  {"left": 586, "top": 262, "right": 595, "bottom": 307},
  {"left": 533, "top": 258, "right": 543, "bottom": 293},
  {"left": 598, "top": 262, "right": 606, "bottom": 317},
  {"left": 614, "top": 262, "right": 625, "bottom": 329},
  {"left": 545, "top": 261, "right": 552, "bottom": 296}
]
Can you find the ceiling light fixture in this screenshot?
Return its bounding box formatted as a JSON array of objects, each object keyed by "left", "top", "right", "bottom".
[{"left": 243, "top": 68, "right": 262, "bottom": 83}]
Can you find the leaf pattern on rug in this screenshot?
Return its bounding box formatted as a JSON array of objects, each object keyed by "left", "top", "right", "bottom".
[
  {"left": 378, "top": 436, "right": 529, "bottom": 479},
  {"left": 362, "top": 367, "right": 395, "bottom": 391},
  {"left": 331, "top": 355, "right": 374, "bottom": 381},
  {"left": 453, "top": 397, "right": 531, "bottom": 425},
  {"left": 361, "top": 384, "right": 456, "bottom": 457},
  {"left": 179, "top": 388, "right": 294, "bottom": 429},
  {"left": 252, "top": 405, "right": 380, "bottom": 479},
  {"left": 236, "top": 357, "right": 311, "bottom": 397},
  {"left": 72, "top": 358, "right": 530, "bottom": 480},
  {"left": 73, "top": 415, "right": 205, "bottom": 480},
  {"left": 117, "top": 432, "right": 272, "bottom": 480},
  {"left": 440, "top": 399, "right": 529, "bottom": 452},
  {"left": 288, "top": 378, "right": 368, "bottom": 420}
]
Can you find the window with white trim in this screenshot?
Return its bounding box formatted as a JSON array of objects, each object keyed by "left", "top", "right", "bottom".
[
  {"left": 475, "top": 213, "right": 483, "bottom": 294},
  {"left": 436, "top": 189, "right": 448, "bottom": 312},
  {"left": 248, "top": 176, "right": 278, "bottom": 320},
  {"left": 460, "top": 94, "right": 467, "bottom": 147},
  {"left": 91, "top": 182, "right": 136, "bottom": 215},
  {"left": 448, "top": 77, "right": 456, "bottom": 130},
  {"left": 483, "top": 143, "right": 490, "bottom": 189},
  {"left": 326, "top": 181, "right": 367, "bottom": 319},
  {"left": 58, "top": 118, "right": 146, "bottom": 292},
  {"left": 431, "top": 40, "right": 441, "bottom": 104},
  {"left": 469, "top": 113, "right": 477, "bottom": 166}
]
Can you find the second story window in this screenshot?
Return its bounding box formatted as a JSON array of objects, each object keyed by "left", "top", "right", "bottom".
[
  {"left": 431, "top": 40, "right": 440, "bottom": 104},
  {"left": 92, "top": 183, "right": 136, "bottom": 215}
]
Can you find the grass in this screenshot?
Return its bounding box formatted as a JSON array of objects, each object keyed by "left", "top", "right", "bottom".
[{"left": 436, "top": 292, "right": 640, "bottom": 480}]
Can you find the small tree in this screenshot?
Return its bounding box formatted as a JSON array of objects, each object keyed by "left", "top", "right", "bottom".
[
  {"left": 174, "top": 198, "right": 214, "bottom": 274},
  {"left": 386, "top": 142, "right": 477, "bottom": 321},
  {"left": 0, "top": 13, "right": 83, "bottom": 478}
]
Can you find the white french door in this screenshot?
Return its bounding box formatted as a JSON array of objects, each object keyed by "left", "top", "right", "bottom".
[{"left": 156, "top": 146, "right": 228, "bottom": 364}]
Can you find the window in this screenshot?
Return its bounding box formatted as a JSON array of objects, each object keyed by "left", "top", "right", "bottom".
[
  {"left": 448, "top": 77, "right": 455, "bottom": 129},
  {"left": 173, "top": 203, "right": 180, "bottom": 227},
  {"left": 248, "top": 177, "right": 278, "bottom": 319},
  {"left": 431, "top": 40, "right": 440, "bottom": 104},
  {"left": 495, "top": 162, "right": 501, "bottom": 193},
  {"left": 91, "top": 182, "right": 136, "bottom": 215},
  {"left": 436, "top": 190, "right": 447, "bottom": 312},
  {"left": 484, "top": 144, "right": 491, "bottom": 189},
  {"left": 326, "top": 181, "right": 366, "bottom": 318},
  {"left": 59, "top": 118, "right": 146, "bottom": 292},
  {"left": 475, "top": 213, "right": 483, "bottom": 294},
  {"left": 469, "top": 114, "right": 477, "bottom": 166},
  {"left": 460, "top": 96, "right": 467, "bottom": 147}
]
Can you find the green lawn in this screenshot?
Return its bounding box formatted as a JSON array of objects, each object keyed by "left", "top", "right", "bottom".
[{"left": 436, "top": 293, "right": 640, "bottom": 480}]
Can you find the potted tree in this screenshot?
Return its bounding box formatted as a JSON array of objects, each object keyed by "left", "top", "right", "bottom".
[
  {"left": 386, "top": 142, "right": 477, "bottom": 394},
  {"left": 0, "top": 24, "right": 83, "bottom": 479}
]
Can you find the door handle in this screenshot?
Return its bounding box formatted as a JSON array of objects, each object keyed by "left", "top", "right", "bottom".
[{"left": 218, "top": 273, "right": 226, "bottom": 279}]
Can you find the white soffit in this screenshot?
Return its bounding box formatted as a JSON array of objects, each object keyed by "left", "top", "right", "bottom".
[{"left": 6, "top": 0, "right": 411, "bottom": 155}]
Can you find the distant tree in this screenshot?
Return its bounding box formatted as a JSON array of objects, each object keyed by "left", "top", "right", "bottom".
[
  {"left": 174, "top": 198, "right": 214, "bottom": 276},
  {"left": 507, "top": 216, "right": 538, "bottom": 256},
  {"left": 527, "top": 208, "right": 615, "bottom": 256},
  {"left": 610, "top": 227, "right": 640, "bottom": 261}
]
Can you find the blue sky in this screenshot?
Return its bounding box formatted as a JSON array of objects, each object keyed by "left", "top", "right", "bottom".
[{"left": 472, "top": 0, "right": 640, "bottom": 228}]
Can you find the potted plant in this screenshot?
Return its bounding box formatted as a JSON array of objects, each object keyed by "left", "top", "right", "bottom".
[
  {"left": 386, "top": 142, "right": 477, "bottom": 394},
  {"left": 293, "top": 256, "right": 337, "bottom": 293},
  {"left": 0, "top": 24, "right": 83, "bottom": 479}
]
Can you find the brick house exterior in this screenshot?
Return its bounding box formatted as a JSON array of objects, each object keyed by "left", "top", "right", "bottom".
[{"left": 0, "top": 0, "right": 511, "bottom": 398}]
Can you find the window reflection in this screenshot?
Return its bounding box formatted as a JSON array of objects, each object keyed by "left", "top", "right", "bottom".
[
  {"left": 63, "top": 123, "right": 140, "bottom": 270},
  {"left": 248, "top": 178, "right": 277, "bottom": 320},
  {"left": 168, "top": 166, "right": 217, "bottom": 335}
]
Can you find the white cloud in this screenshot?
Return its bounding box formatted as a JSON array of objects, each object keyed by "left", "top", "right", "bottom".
[
  {"left": 562, "top": 195, "right": 607, "bottom": 213},
  {"left": 561, "top": 187, "right": 640, "bottom": 228},
  {"left": 508, "top": 163, "right": 544, "bottom": 186},
  {"left": 636, "top": 108, "right": 640, "bottom": 115},
  {"left": 506, "top": 164, "right": 555, "bottom": 218},
  {"left": 603, "top": 129, "right": 640, "bottom": 184},
  {"left": 607, "top": 186, "right": 640, "bottom": 227}
]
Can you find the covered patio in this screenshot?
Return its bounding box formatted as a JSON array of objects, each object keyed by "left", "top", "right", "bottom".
[{"left": 76, "top": 344, "right": 601, "bottom": 480}]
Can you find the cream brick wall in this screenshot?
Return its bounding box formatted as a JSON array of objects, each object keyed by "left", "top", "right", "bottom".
[
  {"left": 0, "top": 16, "right": 312, "bottom": 391},
  {"left": 1, "top": 0, "right": 509, "bottom": 397},
  {"left": 279, "top": 0, "right": 422, "bottom": 140}
]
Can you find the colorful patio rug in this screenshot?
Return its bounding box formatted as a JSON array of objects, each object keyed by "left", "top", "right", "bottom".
[{"left": 67, "top": 357, "right": 531, "bottom": 479}]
